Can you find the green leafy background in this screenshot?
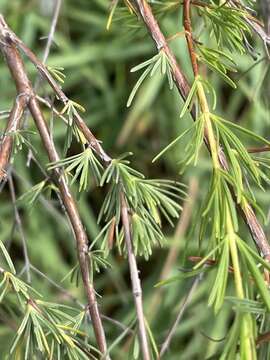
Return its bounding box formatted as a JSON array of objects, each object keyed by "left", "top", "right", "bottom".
[{"left": 0, "top": 0, "right": 269, "bottom": 359}]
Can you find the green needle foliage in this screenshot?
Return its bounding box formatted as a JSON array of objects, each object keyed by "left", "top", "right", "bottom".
[
  {"left": 127, "top": 50, "right": 174, "bottom": 107},
  {"left": 200, "top": 0, "right": 252, "bottom": 52},
  {"left": 97, "top": 154, "right": 184, "bottom": 259},
  {"left": 0, "top": 241, "right": 99, "bottom": 359},
  {"left": 48, "top": 147, "right": 103, "bottom": 190}
]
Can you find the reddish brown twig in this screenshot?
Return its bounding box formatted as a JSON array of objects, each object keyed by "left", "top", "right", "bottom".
[
  {"left": 0, "top": 39, "right": 30, "bottom": 180},
  {"left": 0, "top": 96, "right": 27, "bottom": 180},
  {"left": 188, "top": 256, "right": 235, "bottom": 272},
  {"left": 183, "top": 0, "right": 198, "bottom": 76},
  {"left": 130, "top": 0, "right": 270, "bottom": 261}
]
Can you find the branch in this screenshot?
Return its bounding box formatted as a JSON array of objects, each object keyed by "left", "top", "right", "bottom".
[
  {"left": 41, "top": 0, "right": 62, "bottom": 64},
  {"left": 0, "top": 25, "right": 109, "bottom": 357},
  {"left": 130, "top": 0, "right": 270, "bottom": 261},
  {"left": 159, "top": 276, "right": 201, "bottom": 358},
  {"left": 120, "top": 192, "right": 151, "bottom": 360},
  {"left": 34, "top": 0, "right": 62, "bottom": 93},
  {"left": 8, "top": 175, "right": 31, "bottom": 283},
  {"left": 28, "top": 88, "right": 109, "bottom": 358},
  {"left": 0, "top": 38, "right": 30, "bottom": 180}
]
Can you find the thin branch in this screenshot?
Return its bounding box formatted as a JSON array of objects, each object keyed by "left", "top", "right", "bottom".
[
  {"left": 120, "top": 192, "right": 151, "bottom": 360},
  {"left": 30, "top": 264, "right": 84, "bottom": 307},
  {"left": 183, "top": 0, "right": 198, "bottom": 76},
  {"left": 30, "top": 263, "right": 133, "bottom": 335},
  {"left": 159, "top": 275, "right": 201, "bottom": 358},
  {"left": 0, "top": 96, "right": 27, "bottom": 180},
  {"left": 28, "top": 90, "right": 109, "bottom": 358},
  {"left": 8, "top": 175, "right": 31, "bottom": 283},
  {"left": 32, "top": 0, "right": 62, "bottom": 93},
  {"left": 27, "top": 0, "right": 62, "bottom": 165},
  {"left": 0, "top": 28, "right": 109, "bottom": 357},
  {"left": 130, "top": 0, "right": 270, "bottom": 261},
  {"left": 0, "top": 35, "right": 31, "bottom": 181},
  {"left": 37, "top": 95, "right": 69, "bottom": 123},
  {"left": 41, "top": 0, "right": 62, "bottom": 64}
]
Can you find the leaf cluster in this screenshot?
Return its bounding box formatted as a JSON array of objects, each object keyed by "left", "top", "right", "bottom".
[{"left": 97, "top": 154, "right": 184, "bottom": 259}]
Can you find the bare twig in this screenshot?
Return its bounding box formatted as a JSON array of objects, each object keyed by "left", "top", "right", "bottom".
[
  {"left": 8, "top": 175, "right": 31, "bottom": 283},
  {"left": 27, "top": 0, "right": 62, "bottom": 165},
  {"left": 41, "top": 0, "right": 62, "bottom": 64},
  {"left": 159, "top": 276, "right": 201, "bottom": 358},
  {"left": 130, "top": 0, "right": 270, "bottom": 261},
  {"left": 120, "top": 192, "right": 150, "bottom": 360},
  {"left": 0, "top": 35, "right": 30, "bottom": 180},
  {"left": 0, "top": 96, "right": 27, "bottom": 180},
  {"left": 28, "top": 92, "right": 109, "bottom": 358},
  {"left": 256, "top": 330, "right": 270, "bottom": 346},
  {"left": 36, "top": 95, "right": 69, "bottom": 123},
  {"left": 30, "top": 263, "right": 133, "bottom": 335}
]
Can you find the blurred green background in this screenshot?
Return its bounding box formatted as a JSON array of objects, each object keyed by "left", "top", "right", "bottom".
[{"left": 0, "top": 0, "right": 269, "bottom": 358}]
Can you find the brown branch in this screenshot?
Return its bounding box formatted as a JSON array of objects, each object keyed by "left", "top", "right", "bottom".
[
  {"left": 120, "top": 192, "right": 150, "bottom": 360},
  {"left": 28, "top": 91, "right": 109, "bottom": 358},
  {"left": 0, "top": 28, "right": 108, "bottom": 358},
  {"left": 0, "top": 38, "right": 30, "bottom": 181},
  {"left": 130, "top": 0, "right": 270, "bottom": 261},
  {"left": 183, "top": 0, "right": 198, "bottom": 76},
  {"left": 0, "top": 96, "right": 27, "bottom": 180}
]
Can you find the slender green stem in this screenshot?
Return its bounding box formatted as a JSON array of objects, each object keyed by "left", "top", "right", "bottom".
[
  {"left": 226, "top": 203, "right": 255, "bottom": 360},
  {"left": 196, "top": 81, "right": 219, "bottom": 169}
]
